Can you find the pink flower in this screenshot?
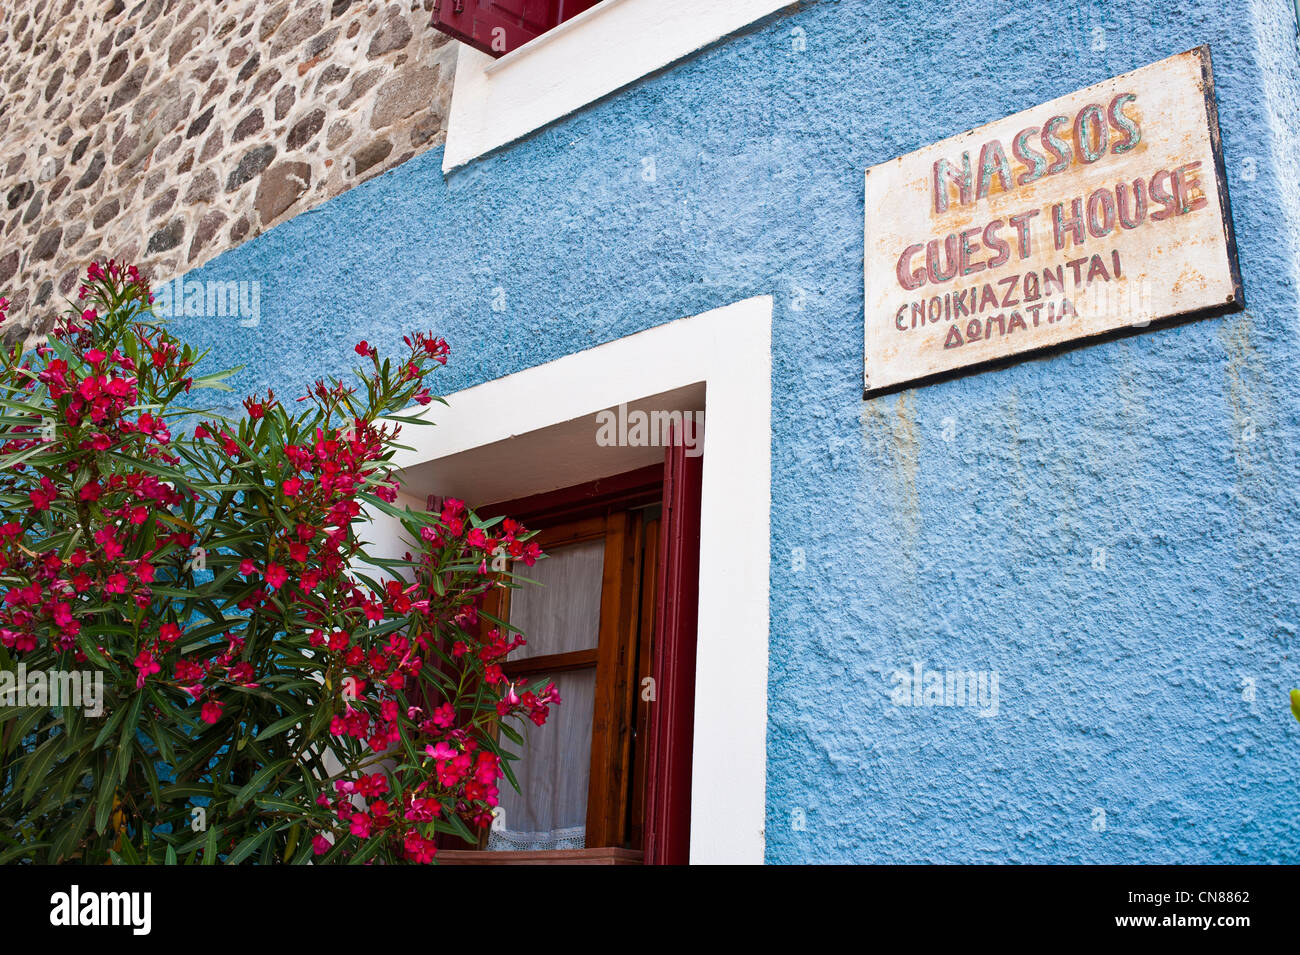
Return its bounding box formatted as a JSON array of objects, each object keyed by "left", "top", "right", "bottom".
[
  {"left": 29, "top": 477, "right": 57, "bottom": 511},
  {"left": 312, "top": 834, "right": 333, "bottom": 855},
  {"left": 403, "top": 829, "right": 437, "bottom": 863},
  {"left": 405, "top": 798, "right": 438, "bottom": 823},
  {"left": 200, "top": 700, "right": 224, "bottom": 724},
  {"left": 426, "top": 741, "right": 458, "bottom": 761},
  {"left": 228, "top": 662, "right": 256, "bottom": 685},
  {"left": 51, "top": 603, "right": 74, "bottom": 627},
  {"left": 134, "top": 650, "right": 160, "bottom": 688},
  {"left": 264, "top": 563, "right": 287, "bottom": 589}
]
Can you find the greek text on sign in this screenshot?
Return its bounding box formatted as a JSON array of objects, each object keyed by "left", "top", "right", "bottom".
[{"left": 863, "top": 46, "right": 1241, "bottom": 396}]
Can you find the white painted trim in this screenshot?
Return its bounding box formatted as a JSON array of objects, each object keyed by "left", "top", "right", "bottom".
[
  {"left": 482, "top": 0, "right": 632, "bottom": 76},
  {"left": 442, "top": 0, "right": 793, "bottom": 171},
  {"left": 391, "top": 297, "right": 773, "bottom": 864}
]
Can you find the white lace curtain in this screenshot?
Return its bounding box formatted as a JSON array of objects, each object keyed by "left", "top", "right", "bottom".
[{"left": 488, "top": 539, "right": 603, "bottom": 852}]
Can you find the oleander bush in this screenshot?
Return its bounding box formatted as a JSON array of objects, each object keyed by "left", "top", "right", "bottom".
[{"left": 0, "top": 261, "right": 555, "bottom": 864}]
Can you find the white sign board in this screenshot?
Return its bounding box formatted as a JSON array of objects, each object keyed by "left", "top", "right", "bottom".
[{"left": 864, "top": 46, "right": 1242, "bottom": 396}]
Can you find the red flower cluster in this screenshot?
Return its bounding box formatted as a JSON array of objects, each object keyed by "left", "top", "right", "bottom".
[
  {"left": 1, "top": 266, "right": 193, "bottom": 650},
  {"left": 0, "top": 264, "right": 554, "bottom": 864}
]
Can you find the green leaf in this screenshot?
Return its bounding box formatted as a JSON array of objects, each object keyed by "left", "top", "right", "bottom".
[
  {"left": 91, "top": 697, "right": 130, "bottom": 749},
  {"left": 254, "top": 711, "right": 306, "bottom": 743},
  {"left": 1291, "top": 689, "right": 1300, "bottom": 723},
  {"left": 117, "top": 835, "right": 141, "bottom": 865},
  {"left": 225, "top": 823, "right": 282, "bottom": 865},
  {"left": 439, "top": 808, "right": 480, "bottom": 845},
  {"left": 2, "top": 705, "right": 47, "bottom": 755},
  {"left": 140, "top": 753, "right": 164, "bottom": 813},
  {"left": 202, "top": 824, "right": 219, "bottom": 865},
  {"left": 20, "top": 733, "right": 65, "bottom": 805},
  {"left": 94, "top": 755, "right": 122, "bottom": 836},
  {"left": 253, "top": 796, "right": 305, "bottom": 814},
  {"left": 233, "top": 757, "right": 293, "bottom": 809},
  {"left": 160, "top": 784, "right": 216, "bottom": 801},
  {"left": 497, "top": 721, "right": 524, "bottom": 746},
  {"left": 113, "top": 691, "right": 145, "bottom": 788},
  {"left": 50, "top": 799, "right": 95, "bottom": 863},
  {"left": 0, "top": 841, "right": 46, "bottom": 864}
]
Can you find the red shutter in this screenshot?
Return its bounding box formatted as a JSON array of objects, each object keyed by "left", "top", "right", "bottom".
[
  {"left": 642, "top": 425, "right": 703, "bottom": 865},
  {"left": 430, "top": 0, "right": 601, "bottom": 58}
]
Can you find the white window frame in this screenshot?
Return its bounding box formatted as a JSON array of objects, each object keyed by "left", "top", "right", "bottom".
[
  {"left": 382, "top": 296, "right": 773, "bottom": 863},
  {"left": 441, "top": 0, "right": 793, "bottom": 171}
]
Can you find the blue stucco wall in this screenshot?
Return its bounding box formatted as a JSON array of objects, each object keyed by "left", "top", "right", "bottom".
[{"left": 172, "top": 0, "right": 1300, "bottom": 862}]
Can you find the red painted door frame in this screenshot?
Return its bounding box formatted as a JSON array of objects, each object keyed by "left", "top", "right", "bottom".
[{"left": 641, "top": 432, "right": 703, "bottom": 865}]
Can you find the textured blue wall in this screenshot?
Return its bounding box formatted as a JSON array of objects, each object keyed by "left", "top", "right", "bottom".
[{"left": 172, "top": 0, "right": 1300, "bottom": 862}]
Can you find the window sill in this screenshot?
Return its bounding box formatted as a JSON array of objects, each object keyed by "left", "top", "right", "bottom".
[
  {"left": 441, "top": 0, "right": 794, "bottom": 171},
  {"left": 438, "top": 847, "right": 644, "bottom": 865}
]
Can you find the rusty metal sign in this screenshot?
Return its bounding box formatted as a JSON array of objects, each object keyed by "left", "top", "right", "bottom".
[{"left": 864, "top": 46, "right": 1242, "bottom": 397}]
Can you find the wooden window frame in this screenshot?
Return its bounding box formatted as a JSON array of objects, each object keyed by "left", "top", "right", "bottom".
[
  {"left": 391, "top": 298, "right": 773, "bottom": 862},
  {"left": 440, "top": 466, "right": 664, "bottom": 863}
]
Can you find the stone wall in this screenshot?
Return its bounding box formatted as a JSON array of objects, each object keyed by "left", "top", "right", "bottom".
[{"left": 0, "top": 0, "right": 457, "bottom": 340}]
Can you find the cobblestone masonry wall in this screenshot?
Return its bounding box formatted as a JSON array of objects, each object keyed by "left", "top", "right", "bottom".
[{"left": 0, "top": 0, "right": 456, "bottom": 341}]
